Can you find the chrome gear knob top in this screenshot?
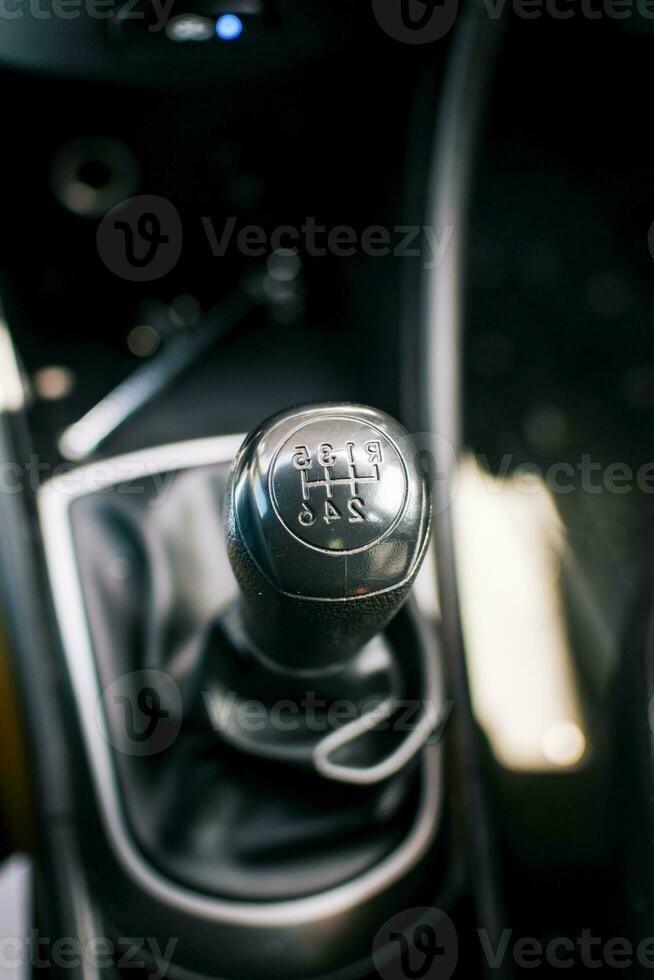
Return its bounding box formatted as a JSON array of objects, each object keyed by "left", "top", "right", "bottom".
[{"left": 225, "top": 403, "right": 431, "bottom": 673}]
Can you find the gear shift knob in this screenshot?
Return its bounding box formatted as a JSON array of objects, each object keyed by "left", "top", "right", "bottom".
[{"left": 225, "top": 403, "right": 431, "bottom": 673}]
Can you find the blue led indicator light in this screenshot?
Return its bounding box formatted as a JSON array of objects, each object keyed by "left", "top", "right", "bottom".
[{"left": 215, "top": 13, "right": 243, "bottom": 39}]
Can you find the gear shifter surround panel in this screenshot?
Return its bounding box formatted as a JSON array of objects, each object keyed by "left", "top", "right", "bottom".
[{"left": 38, "top": 432, "right": 445, "bottom": 980}]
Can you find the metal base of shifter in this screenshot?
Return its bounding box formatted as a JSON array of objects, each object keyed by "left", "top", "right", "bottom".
[{"left": 38, "top": 434, "right": 446, "bottom": 980}]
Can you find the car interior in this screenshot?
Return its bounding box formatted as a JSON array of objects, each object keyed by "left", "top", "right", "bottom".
[{"left": 0, "top": 2, "right": 653, "bottom": 978}]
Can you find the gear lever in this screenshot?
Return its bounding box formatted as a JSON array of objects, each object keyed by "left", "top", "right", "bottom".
[
  {"left": 50, "top": 397, "right": 444, "bottom": 919},
  {"left": 225, "top": 402, "right": 431, "bottom": 675}
]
